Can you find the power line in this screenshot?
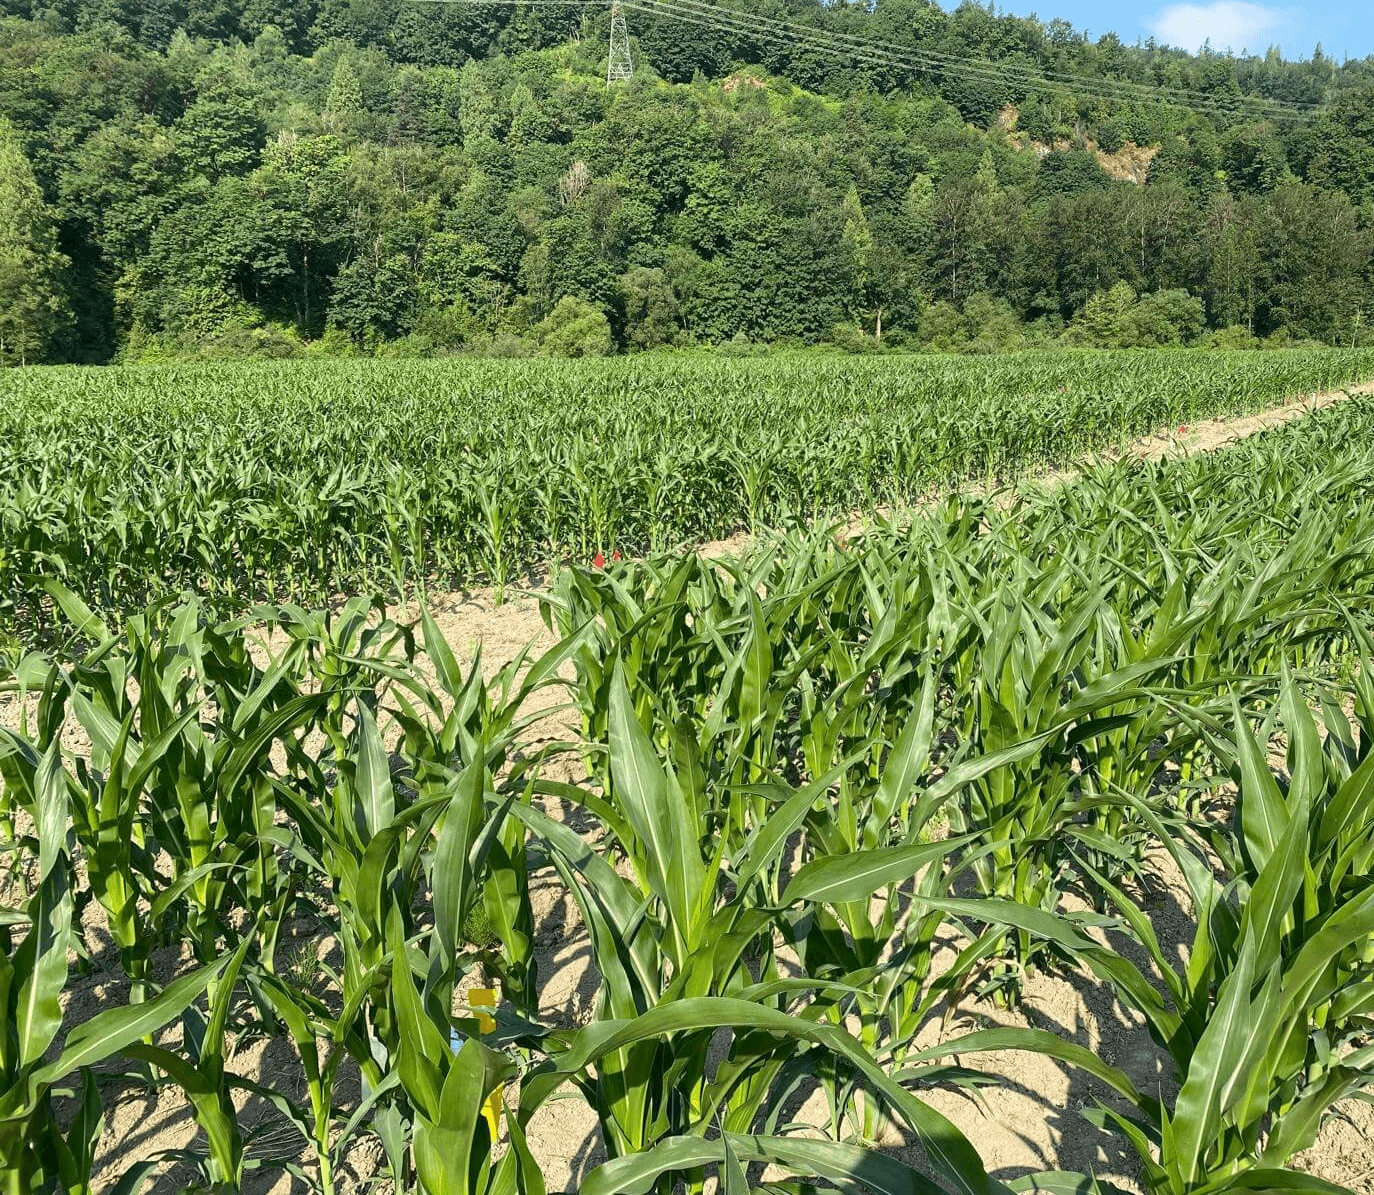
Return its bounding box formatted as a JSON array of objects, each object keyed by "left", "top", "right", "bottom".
[
  {"left": 651, "top": 0, "right": 1323, "bottom": 114},
  {"left": 409, "top": 0, "right": 1298, "bottom": 120},
  {"left": 405, "top": 0, "right": 1324, "bottom": 122},
  {"left": 438, "top": 0, "right": 1318, "bottom": 122},
  {"left": 630, "top": 0, "right": 1321, "bottom": 119}
]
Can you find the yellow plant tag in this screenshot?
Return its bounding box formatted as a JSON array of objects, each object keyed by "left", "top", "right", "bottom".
[{"left": 470, "top": 987, "right": 501, "bottom": 1138}]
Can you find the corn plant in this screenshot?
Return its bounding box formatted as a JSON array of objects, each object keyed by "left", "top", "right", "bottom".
[
  {"left": 1201, "top": 674, "right": 1374, "bottom": 1047},
  {"left": 516, "top": 995, "right": 1011, "bottom": 1195},
  {"left": 915, "top": 679, "right": 1374, "bottom": 1193},
  {"left": 0, "top": 738, "right": 230, "bottom": 1193},
  {"left": 510, "top": 660, "right": 1054, "bottom": 1190}
]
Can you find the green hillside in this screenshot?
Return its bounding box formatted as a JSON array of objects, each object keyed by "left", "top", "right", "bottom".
[{"left": 1, "top": 0, "right": 1372, "bottom": 361}]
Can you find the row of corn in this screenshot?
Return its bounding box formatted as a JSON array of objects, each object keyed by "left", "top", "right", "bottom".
[{"left": 4, "top": 349, "right": 1374, "bottom": 642}]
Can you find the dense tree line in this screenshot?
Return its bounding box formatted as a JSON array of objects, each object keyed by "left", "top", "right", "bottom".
[{"left": 1, "top": 0, "right": 1372, "bottom": 362}]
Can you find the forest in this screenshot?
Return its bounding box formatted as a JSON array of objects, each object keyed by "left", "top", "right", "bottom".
[{"left": 1, "top": 0, "right": 1373, "bottom": 362}]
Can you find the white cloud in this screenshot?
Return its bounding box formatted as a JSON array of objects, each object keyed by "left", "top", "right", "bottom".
[{"left": 1147, "top": 1, "right": 1285, "bottom": 51}]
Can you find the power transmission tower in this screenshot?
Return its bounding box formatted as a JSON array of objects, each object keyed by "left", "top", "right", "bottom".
[{"left": 606, "top": 0, "right": 633, "bottom": 84}]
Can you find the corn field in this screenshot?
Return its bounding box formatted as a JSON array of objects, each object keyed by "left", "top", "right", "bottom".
[
  {"left": 4, "top": 349, "right": 1374, "bottom": 643},
  {"left": 2, "top": 359, "right": 1374, "bottom": 1194}
]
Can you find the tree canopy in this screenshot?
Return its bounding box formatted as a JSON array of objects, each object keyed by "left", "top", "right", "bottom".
[{"left": 0, "top": 0, "right": 1371, "bottom": 360}]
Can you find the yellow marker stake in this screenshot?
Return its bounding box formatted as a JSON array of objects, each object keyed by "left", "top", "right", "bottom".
[{"left": 470, "top": 987, "right": 502, "bottom": 1138}]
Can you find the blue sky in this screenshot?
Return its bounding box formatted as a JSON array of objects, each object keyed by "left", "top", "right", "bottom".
[{"left": 975, "top": 1, "right": 1373, "bottom": 61}]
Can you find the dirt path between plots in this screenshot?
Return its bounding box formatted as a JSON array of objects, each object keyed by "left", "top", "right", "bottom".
[{"left": 7, "top": 381, "right": 1374, "bottom": 1194}]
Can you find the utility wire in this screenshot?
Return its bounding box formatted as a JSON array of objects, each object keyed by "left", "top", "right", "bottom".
[
  {"left": 406, "top": 0, "right": 1324, "bottom": 121},
  {"left": 629, "top": 0, "right": 1317, "bottom": 119},
  {"left": 637, "top": 0, "right": 1324, "bottom": 112},
  {"left": 635, "top": 0, "right": 1323, "bottom": 113},
  {"left": 411, "top": 0, "right": 1289, "bottom": 116}
]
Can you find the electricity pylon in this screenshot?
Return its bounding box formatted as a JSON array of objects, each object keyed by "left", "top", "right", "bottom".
[{"left": 607, "top": 0, "right": 633, "bottom": 84}]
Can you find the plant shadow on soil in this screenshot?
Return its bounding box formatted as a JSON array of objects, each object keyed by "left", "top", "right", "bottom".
[{"left": 842, "top": 848, "right": 1200, "bottom": 1189}]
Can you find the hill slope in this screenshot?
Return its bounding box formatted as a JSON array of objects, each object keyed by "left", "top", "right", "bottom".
[{"left": 0, "top": 0, "right": 1371, "bottom": 360}]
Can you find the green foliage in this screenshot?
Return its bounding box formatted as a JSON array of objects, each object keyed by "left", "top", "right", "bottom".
[
  {"left": 1068, "top": 283, "right": 1207, "bottom": 347},
  {"left": 0, "top": 11, "right": 1371, "bottom": 361},
  {"left": 618, "top": 265, "right": 681, "bottom": 349},
  {"left": 329, "top": 253, "right": 418, "bottom": 347},
  {"left": 1130, "top": 289, "right": 1207, "bottom": 345},
  {"left": 324, "top": 54, "right": 364, "bottom": 135},
  {"left": 176, "top": 64, "right": 267, "bottom": 180},
  {"left": 0, "top": 116, "right": 69, "bottom": 364},
  {"left": 462, "top": 900, "right": 498, "bottom": 951},
  {"left": 1034, "top": 148, "right": 1114, "bottom": 197},
  {"left": 411, "top": 297, "right": 478, "bottom": 352},
  {"left": 534, "top": 294, "right": 612, "bottom": 357},
  {"left": 1069, "top": 282, "right": 1141, "bottom": 345},
  {"left": 1308, "top": 86, "right": 1374, "bottom": 206},
  {"left": 914, "top": 293, "right": 1044, "bottom": 352}
]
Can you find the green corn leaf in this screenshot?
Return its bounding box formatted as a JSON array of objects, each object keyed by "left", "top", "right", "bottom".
[
  {"left": 1170, "top": 941, "right": 1257, "bottom": 1183},
  {"left": 1258, "top": 1064, "right": 1367, "bottom": 1164},
  {"left": 519, "top": 996, "right": 1007, "bottom": 1195},
  {"left": 32, "top": 957, "right": 230, "bottom": 1089},
  {"left": 50, "top": 1067, "right": 103, "bottom": 1195},
  {"left": 1009, "top": 1174, "right": 1133, "bottom": 1195},
  {"left": 784, "top": 836, "right": 972, "bottom": 907},
  {"left": 386, "top": 909, "right": 448, "bottom": 1122},
  {"left": 1280, "top": 885, "right": 1374, "bottom": 1009},
  {"left": 907, "top": 1027, "right": 1149, "bottom": 1114},
  {"left": 1232, "top": 697, "right": 1290, "bottom": 875},
  {"left": 582, "top": 1131, "right": 965, "bottom": 1195},
  {"left": 37, "top": 577, "right": 113, "bottom": 646},
  {"left": 122, "top": 1042, "right": 243, "bottom": 1185},
  {"left": 492, "top": 1104, "right": 546, "bottom": 1195},
  {"left": 15, "top": 752, "right": 71, "bottom": 1071},
  {"left": 353, "top": 699, "right": 395, "bottom": 840},
  {"left": 434, "top": 761, "right": 488, "bottom": 970},
  {"left": 606, "top": 662, "right": 703, "bottom": 954},
  {"left": 868, "top": 671, "right": 937, "bottom": 845},
  {"left": 1212, "top": 1171, "right": 1362, "bottom": 1195},
  {"left": 16, "top": 741, "right": 72, "bottom": 1067}
]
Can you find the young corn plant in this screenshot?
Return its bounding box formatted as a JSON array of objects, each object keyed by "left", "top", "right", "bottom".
[
  {"left": 915, "top": 684, "right": 1374, "bottom": 1193},
  {"left": 1201, "top": 675, "right": 1374, "bottom": 1049},
  {"left": 940, "top": 584, "right": 1181, "bottom": 996},
  {"left": 39, "top": 589, "right": 329, "bottom": 989},
  {"left": 0, "top": 738, "right": 229, "bottom": 1194},
  {"left": 517, "top": 661, "right": 1040, "bottom": 1194},
  {"left": 250, "top": 749, "right": 532, "bottom": 1195}
]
